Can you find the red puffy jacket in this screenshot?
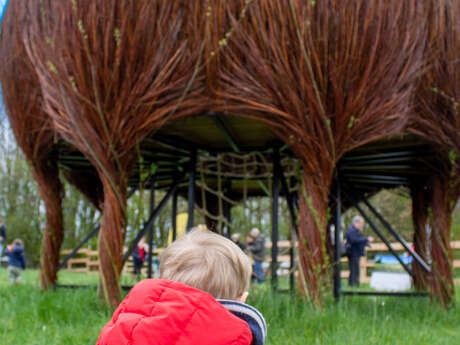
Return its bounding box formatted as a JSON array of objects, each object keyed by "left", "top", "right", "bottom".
[{"left": 97, "top": 279, "right": 253, "bottom": 345}]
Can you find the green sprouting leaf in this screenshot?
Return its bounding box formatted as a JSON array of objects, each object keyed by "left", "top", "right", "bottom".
[
  {"left": 150, "top": 163, "right": 158, "bottom": 175},
  {"left": 140, "top": 171, "right": 149, "bottom": 182},
  {"left": 448, "top": 150, "right": 457, "bottom": 164},
  {"left": 114, "top": 28, "right": 121, "bottom": 47},
  {"left": 46, "top": 61, "right": 58, "bottom": 74},
  {"left": 348, "top": 116, "right": 355, "bottom": 129}
]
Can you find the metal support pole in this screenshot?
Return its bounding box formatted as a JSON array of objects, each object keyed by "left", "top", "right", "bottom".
[
  {"left": 172, "top": 189, "right": 178, "bottom": 241},
  {"left": 333, "top": 179, "right": 342, "bottom": 301},
  {"left": 362, "top": 198, "right": 430, "bottom": 273},
  {"left": 187, "top": 149, "right": 197, "bottom": 231},
  {"left": 348, "top": 197, "right": 414, "bottom": 277},
  {"left": 58, "top": 186, "right": 140, "bottom": 271},
  {"left": 123, "top": 173, "right": 184, "bottom": 264},
  {"left": 279, "top": 171, "right": 299, "bottom": 237},
  {"left": 147, "top": 180, "right": 155, "bottom": 278},
  {"left": 293, "top": 192, "right": 299, "bottom": 211},
  {"left": 223, "top": 201, "right": 232, "bottom": 238},
  {"left": 271, "top": 147, "right": 280, "bottom": 290},
  {"left": 223, "top": 180, "right": 232, "bottom": 238},
  {"left": 288, "top": 229, "right": 295, "bottom": 293},
  {"left": 279, "top": 158, "right": 298, "bottom": 293},
  {"left": 58, "top": 225, "right": 100, "bottom": 270}
]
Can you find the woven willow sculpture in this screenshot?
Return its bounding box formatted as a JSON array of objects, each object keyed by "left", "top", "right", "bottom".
[{"left": 0, "top": 0, "right": 458, "bottom": 306}]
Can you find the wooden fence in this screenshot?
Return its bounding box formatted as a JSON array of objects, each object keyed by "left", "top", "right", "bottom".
[
  {"left": 338, "top": 241, "right": 460, "bottom": 284},
  {"left": 60, "top": 241, "right": 460, "bottom": 284},
  {"left": 59, "top": 248, "right": 163, "bottom": 275}
]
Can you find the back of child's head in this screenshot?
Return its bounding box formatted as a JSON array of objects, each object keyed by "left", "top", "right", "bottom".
[
  {"left": 13, "top": 238, "right": 23, "bottom": 247},
  {"left": 159, "top": 229, "right": 251, "bottom": 300}
]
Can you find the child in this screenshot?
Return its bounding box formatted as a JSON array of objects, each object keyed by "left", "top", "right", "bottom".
[
  {"left": 131, "top": 237, "right": 146, "bottom": 281},
  {"left": 4, "top": 238, "right": 26, "bottom": 284},
  {"left": 97, "top": 229, "right": 267, "bottom": 345}
]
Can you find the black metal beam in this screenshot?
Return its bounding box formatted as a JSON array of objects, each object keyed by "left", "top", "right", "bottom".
[
  {"left": 345, "top": 195, "right": 414, "bottom": 278},
  {"left": 223, "top": 180, "right": 233, "bottom": 238},
  {"left": 57, "top": 187, "right": 139, "bottom": 271},
  {"left": 271, "top": 147, "right": 280, "bottom": 290},
  {"left": 211, "top": 115, "right": 241, "bottom": 153},
  {"left": 172, "top": 189, "right": 178, "bottom": 241},
  {"left": 123, "top": 173, "right": 184, "bottom": 264},
  {"left": 343, "top": 174, "right": 409, "bottom": 183},
  {"left": 342, "top": 290, "right": 429, "bottom": 297},
  {"left": 186, "top": 149, "right": 197, "bottom": 231},
  {"left": 223, "top": 200, "right": 232, "bottom": 238},
  {"left": 145, "top": 135, "right": 194, "bottom": 154},
  {"left": 53, "top": 284, "right": 134, "bottom": 292},
  {"left": 341, "top": 151, "right": 419, "bottom": 162},
  {"left": 278, "top": 157, "right": 298, "bottom": 293},
  {"left": 362, "top": 198, "right": 431, "bottom": 273},
  {"left": 147, "top": 181, "right": 155, "bottom": 279},
  {"left": 293, "top": 192, "right": 299, "bottom": 211},
  {"left": 57, "top": 224, "right": 100, "bottom": 271},
  {"left": 279, "top": 169, "right": 298, "bottom": 237}
]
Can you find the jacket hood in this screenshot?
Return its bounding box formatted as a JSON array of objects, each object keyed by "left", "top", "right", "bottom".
[
  {"left": 97, "top": 279, "right": 253, "bottom": 345},
  {"left": 218, "top": 299, "right": 267, "bottom": 345}
]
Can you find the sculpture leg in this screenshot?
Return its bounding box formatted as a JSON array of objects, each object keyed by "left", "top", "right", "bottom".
[
  {"left": 429, "top": 174, "right": 454, "bottom": 306},
  {"left": 98, "top": 171, "right": 127, "bottom": 307},
  {"left": 297, "top": 172, "right": 331, "bottom": 307},
  {"left": 410, "top": 183, "right": 430, "bottom": 291},
  {"left": 35, "top": 160, "right": 64, "bottom": 290}
]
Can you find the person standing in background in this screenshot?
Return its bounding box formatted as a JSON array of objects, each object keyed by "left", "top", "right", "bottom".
[
  {"left": 247, "top": 228, "right": 266, "bottom": 283},
  {"left": 0, "top": 216, "right": 6, "bottom": 257},
  {"left": 131, "top": 238, "right": 147, "bottom": 281},
  {"left": 5, "top": 238, "right": 26, "bottom": 284},
  {"left": 231, "top": 233, "right": 246, "bottom": 252},
  {"left": 345, "top": 216, "right": 373, "bottom": 287}
]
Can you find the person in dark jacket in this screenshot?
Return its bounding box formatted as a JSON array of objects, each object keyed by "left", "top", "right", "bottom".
[
  {"left": 0, "top": 216, "right": 6, "bottom": 257},
  {"left": 231, "top": 233, "right": 247, "bottom": 252},
  {"left": 247, "top": 228, "right": 266, "bottom": 283},
  {"left": 4, "top": 238, "right": 26, "bottom": 284},
  {"left": 345, "top": 216, "right": 373, "bottom": 287}
]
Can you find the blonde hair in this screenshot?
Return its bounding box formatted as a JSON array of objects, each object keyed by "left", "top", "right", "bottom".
[{"left": 160, "top": 229, "right": 252, "bottom": 300}]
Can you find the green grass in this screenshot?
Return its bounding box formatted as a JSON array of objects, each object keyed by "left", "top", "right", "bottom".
[{"left": 1, "top": 269, "right": 460, "bottom": 345}]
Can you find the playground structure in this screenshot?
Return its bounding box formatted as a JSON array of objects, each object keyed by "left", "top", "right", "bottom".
[{"left": 0, "top": 0, "right": 459, "bottom": 307}]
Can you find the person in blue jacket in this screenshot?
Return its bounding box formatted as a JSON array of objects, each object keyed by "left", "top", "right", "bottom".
[
  {"left": 4, "top": 238, "right": 26, "bottom": 284},
  {"left": 345, "top": 216, "right": 373, "bottom": 287}
]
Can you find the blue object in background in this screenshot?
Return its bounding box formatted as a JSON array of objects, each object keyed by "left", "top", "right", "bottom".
[
  {"left": 0, "top": 0, "right": 8, "bottom": 25},
  {"left": 374, "top": 254, "right": 413, "bottom": 265},
  {"left": 0, "top": 0, "right": 8, "bottom": 110}
]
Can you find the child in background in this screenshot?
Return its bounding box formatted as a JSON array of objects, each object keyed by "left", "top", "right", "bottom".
[
  {"left": 4, "top": 238, "right": 26, "bottom": 284},
  {"left": 131, "top": 237, "right": 146, "bottom": 281},
  {"left": 97, "top": 229, "right": 267, "bottom": 345}
]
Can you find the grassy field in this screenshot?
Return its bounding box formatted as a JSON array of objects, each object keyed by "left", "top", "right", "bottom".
[{"left": 1, "top": 269, "right": 459, "bottom": 345}]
